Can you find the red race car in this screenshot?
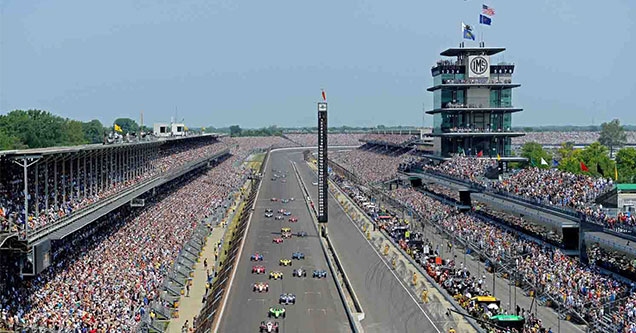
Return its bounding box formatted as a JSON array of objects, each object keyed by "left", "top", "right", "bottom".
[
  {"left": 277, "top": 209, "right": 285, "bottom": 214},
  {"left": 253, "top": 282, "right": 269, "bottom": 292},
  {"left": 252, "top": 265, "right": 266, "bottom": 274},
  {"left": 288, "top": 217, "right": 298, "bottom": 223},
  {"left": 273, "top": 238, "right": 284, "bottom": 244},
  {"left": 270, "top": 198, "right": 278, "bottom": 202}
]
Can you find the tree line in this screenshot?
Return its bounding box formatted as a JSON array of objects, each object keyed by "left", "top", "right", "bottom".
[
  {"left": 520, "top": 119, "right": 636, "bottom": 183},
  {"left": 0, "top": 110, "right": 147, "bottom": 150}
]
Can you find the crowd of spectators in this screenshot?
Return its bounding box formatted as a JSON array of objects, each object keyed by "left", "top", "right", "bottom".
[
  {"left": 335, "top": 179, "right": 551, "bottom": 332},
  {"left": 386, "top": 186, "right": 636, "bottom": 332},
  {"left": 284, "top": 133, "right": 365, "bottom": 147},
  {"left": 330, "top": 149, "right": 414, "bottom": 183},
  {"left": 512, "top": 132, "right": 636, "bottom": 145},
  {"left": 422, "top": 156, "right": 496, "bottom": 184},
  {"left": 0, "top": 137, "right": 263, "bottom": 330},
  {"left": 0, "top": 138, "right": 228, "bottom": 237},
  {"left": 360, "top": 133, "right": 419, "bottom": 146}
]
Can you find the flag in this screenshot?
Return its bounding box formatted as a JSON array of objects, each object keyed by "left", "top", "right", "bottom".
[
  {"left": 322, "top": 90, "right": 326, "bottom": 101},
  {"left": 114, "top": 124, "right": 122, "bottom": 132},
  {"left": 482, "top": 4, "right": 495, "bottom": 16},
  {"left": 462, "top": 22, "right": 475, "bottom": 40},
  {"left": 540, "top": 158, "right": 548, "bottom": 166},
  {"left": 184, "top": 126, "right": 188, "bottom": 131},
  {"left": 479, "top": 14, "right": 492, "bottom": 25},
  {"left": 580, "top": 161, "right": 589, "bottom": 172},
  {"left": 477, "top": 150, "right": 483, "bottom": 157},
  {"left": 597, "top": 163, "right": 604, "bottom": 176},
  {"left": 615, "top": 164, "right": 618, "bottom": 181},
  {"left": 497, "top": 153, "right": 501, "bottom": 161}
]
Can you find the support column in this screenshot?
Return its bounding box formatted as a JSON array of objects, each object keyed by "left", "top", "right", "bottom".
[
  {"left": 70, "top": 155, "right": 74, "bottom": 202},
  {"left": 62, "top": 157, "right": 66, "bottom": 203},
  {"left": 44, "top": 162, "right": 49, "bottom": 213},
  {"left": 34, "top": 163, "right": 39, "bottom": 218},
  {"left": 83, "top": 154, "right": 87, "bottom": 200},
  {"left": 53, "top": 159, "right": 58, "bottom": 209}
]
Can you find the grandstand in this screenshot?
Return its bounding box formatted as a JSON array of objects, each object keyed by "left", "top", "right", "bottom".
[{"left": 0, "top": 134, "right": 295, "bottom": 331}]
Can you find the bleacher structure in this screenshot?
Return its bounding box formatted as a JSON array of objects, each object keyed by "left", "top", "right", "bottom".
[{"left": 0, "top": 134, "right": 230, "bottom": 277}]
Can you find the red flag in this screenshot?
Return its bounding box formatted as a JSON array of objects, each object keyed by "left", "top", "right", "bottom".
[
  {"left": 477, "top": 150, "right": 483, "bottom": 157},
  {"left": 321, "top": 90, "right": 326, "bottom": 101},
  {"left": 580, "top": 161, "right": 589, "bottom": 172}
]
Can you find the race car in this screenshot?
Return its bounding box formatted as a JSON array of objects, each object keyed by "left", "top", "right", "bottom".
[
  {"left": 289, "top": 197, "right": 295, "bottom": 201},
  {"left": 281, "top": 227, "right": 291, "bottom": 233},
  {"left": 296, "top": 231, "right": 307, "bottom": 237},
  {"left": 277, "top": 209, "right": 286, "bottom": 214},
  {"left": 252, "top": 266, "right": 266, "bottom": 274},
  {"left": 313, "top": 269, "right": 328, "bottom": 278},
  {"left": 292, "top": 252, "right": 305, "bottom": 260},
  {"left": 281, "top": 231, "right": 292, "bottom": 239},
  {"left": 273, "top": 237, "right": 283, "bottom": 244},
  {"left": 264, "top": 212, "right": 273, "bottom": 218},
  {"left": 279, "top": 259, "right": 292, "bottom": 266},
  {"left": 288, "top": 217, "right": 298, "bottom": 222},
  {"left": 279, "top": 293, "right": 296, "bottom": 305},
  {"left": 269, "top": 271, "right": 283, "bottom": 280},
  {"left": 283, "top": 211, "right": 292, "bottom": 216},
  {"left": 274, "top": 215, "right": 284, "bottom": 220},
  {"left": 270, "top": 198, "right": 278, "bottom": 202},
  {"left": 251, "top": 253, "right": 264, "bottom": 261},
  {"left": 260, "top": 321, "right": 279, "bottom": 333},
  {"left": 281, "top": 199, "right": 289, "bottom": 203},
  {"left": 265, "top": 208, "right": 273, "bottom": 213},
  {"left": 253, "top": 282, "right": 269, "bottom": 292},
  {"left": 268, "top": 307, "right": 286, "bottom": 319},
  {"left": 292, "top": 268, "right": 307, "bottom": 277},
  {"left": 271, "top": 177, "right": 277, "bottom": 181}
]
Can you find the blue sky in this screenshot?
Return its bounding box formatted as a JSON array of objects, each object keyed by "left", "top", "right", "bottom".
[{"left": 1, "top": 0, "right": 635, "bottom": 128}]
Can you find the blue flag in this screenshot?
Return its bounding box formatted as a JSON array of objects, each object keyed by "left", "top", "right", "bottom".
[
  {"left": 479, "top": 14, "right": 492, "bottom": 26},
  {"left": 462, "top": 22, "right": 475, "bottom": 40},
  {"left": 552, "top": 159, "right": 559, "bottom": 167}
]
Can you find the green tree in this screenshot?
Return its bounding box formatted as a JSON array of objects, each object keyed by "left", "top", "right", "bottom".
[
  {"left": 520, "top": 142, "right": 552, "bottom": 168},
  {"left": 0, "top": 110, "right": 68, "bottom": 148},
  {"left": 0, "top": 129, "right": 23, "bottom": 150},
  {"left": 616, "top": 147, "right": 636, "bottom": 183},
  {"left": 82, "top": 120, "right": 106, "bottom": 144},
  {"left": 598, "top": 119, "right": 627, "bottom": 156},
  {"left": 113, "top": 118, "right": 139, "bottom": 134},
  {"left": 579, "top": 142, "right": 614, "bottom": 177},
  {"left": 229, "top": 125, "right": 242, "bottom": 137},
  {"left": 64, "top": 120, "right": 85, "bottom": 145}
]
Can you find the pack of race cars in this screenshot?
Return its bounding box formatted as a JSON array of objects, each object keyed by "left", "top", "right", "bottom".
[{"left": 251, "top": 179, "right": 329, "bottom": 332}]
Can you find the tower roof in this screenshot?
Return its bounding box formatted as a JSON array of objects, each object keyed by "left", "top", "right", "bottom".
[{"left": 441, "top": 47, "right": 505, "bottom": 57}]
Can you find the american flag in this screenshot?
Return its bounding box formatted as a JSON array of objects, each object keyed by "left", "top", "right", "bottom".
[{"left": 482, "top": 4, "right": 495, "bottom": 16}]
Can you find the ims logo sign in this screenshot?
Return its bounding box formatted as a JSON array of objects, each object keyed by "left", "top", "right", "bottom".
[{"left": 470, "top": 56, "right": 488, "bottom": 74}]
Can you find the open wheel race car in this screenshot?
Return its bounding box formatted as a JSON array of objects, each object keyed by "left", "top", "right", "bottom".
[
  {"left": 273, "top": 237, "right": 283, "bottom": 244},
  {"left": 250, "top": 253, "right": 263, "bottom": 261},
  {"left": 292, "top": 268, "right": 307, "bottom": 277},
  {"left": 252, "top": 266, "right": 266, "bottom": 274},
  {"left": 279, "top": 293, "right": 296, "bottom": 305},
  {"left": 268, "top": 307, "right": 286, "bottom": 318},
  {"left": 279, "top": 259, "right": 292, "bottom": 266},
  {"left": 269, "top": 271, "right": 284, "bottom": 280},
  {"left": 253, "top": 282, "right": 269, "bottom": 292},
  {"left": 291, "top": 252, "right": 305, "bottom": 260},
  {"left": 313, "top": 269, "right": 328, "bottom": 278},
  {"left": 260, "top": 321, "right": 279, "bottom": 333}
]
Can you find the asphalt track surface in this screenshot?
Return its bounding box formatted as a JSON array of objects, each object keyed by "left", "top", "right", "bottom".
[
  {"left": 292, "top": 151, "right": 446, "bottom": 333},
  {"left": 217, "top": 149, "right": 350, "bottom": 333}
]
